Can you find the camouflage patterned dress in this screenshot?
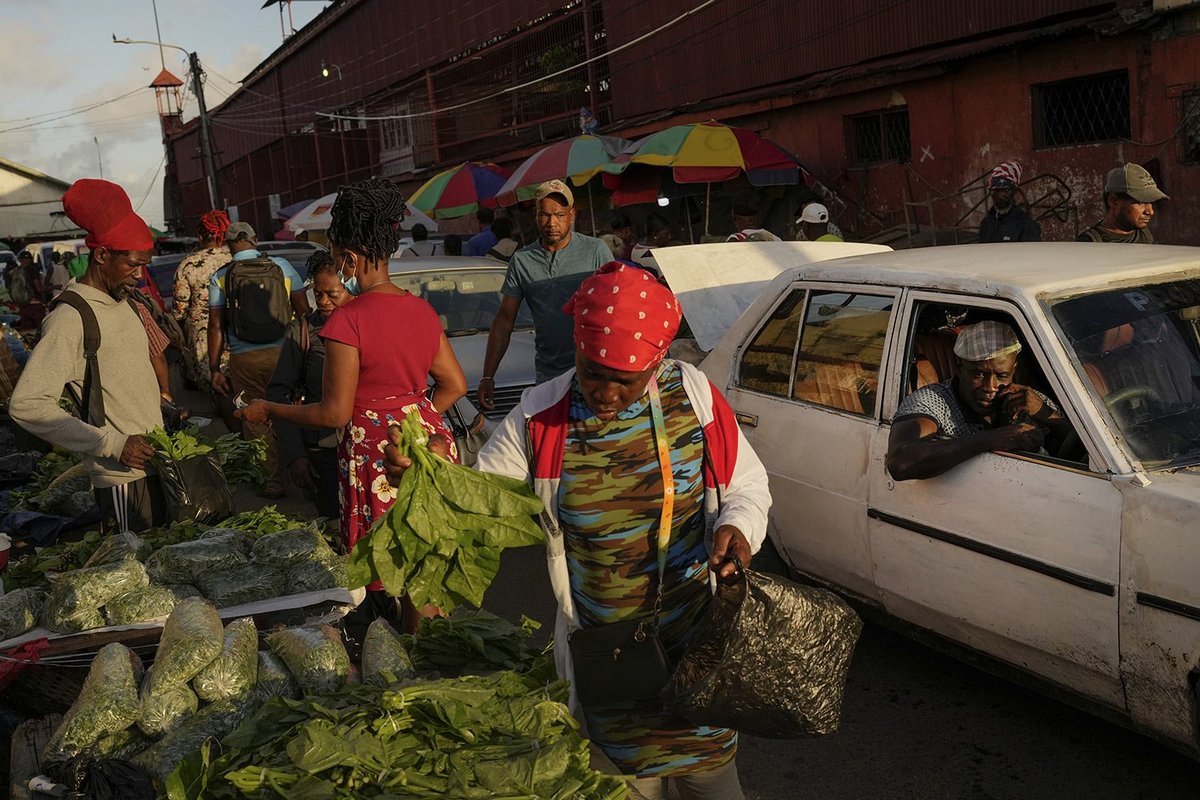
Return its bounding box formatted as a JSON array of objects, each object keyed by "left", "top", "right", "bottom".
[
  {"left": 558, "top": 361, "right": 737, "bottom": 777},
  {"left": 172, "top": 246, "right": 230, "bottom": 389}
]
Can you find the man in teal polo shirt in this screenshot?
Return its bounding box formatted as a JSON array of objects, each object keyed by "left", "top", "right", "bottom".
[
  {"left": 208, "top": 221, "right": 308, "bottom": 498},
  {"left": 478, "top": 180, "right": 609, "bottom": 409}
]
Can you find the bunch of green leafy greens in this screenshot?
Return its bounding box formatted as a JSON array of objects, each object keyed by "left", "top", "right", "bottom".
[
  {"left": 4, "top": 530, "right": 105, "bottom": 591},
  {"left": 144, "top": 427, "right": 215, "bottom": 461},
  {"left": 12, "top": 450, "right": 88, "bottom": 512},
  {"left": 346, "top": 412, "right": 544, "bottom": 611},
  {"left": 143, "top": 427, "right": 267, "bottom": 486},
  {"left": 165, "top": 670, "right": 630, "bottom": 800},
  {"left": 407, "top": 608, "right": 544, "bottom": 675},
  {"left": 219, "top": 506, "right": 313, "bottom": 536}
]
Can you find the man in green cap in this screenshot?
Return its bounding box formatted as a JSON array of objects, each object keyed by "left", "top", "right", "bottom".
[{"left": 1078, "top": 163, "right": 1168, "bottom": 244}]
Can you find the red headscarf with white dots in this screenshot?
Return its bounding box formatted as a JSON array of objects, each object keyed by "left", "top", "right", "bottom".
[{"left": 563, "top": 261, "right": 683, "bottom": 372}]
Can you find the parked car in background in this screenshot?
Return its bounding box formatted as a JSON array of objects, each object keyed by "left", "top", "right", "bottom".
[
  {"left": 665, "top": 241, "right": 1200, "bottom": 757},
  {"left": 147, "top": 253, "right": 187, "bottom": 303}
]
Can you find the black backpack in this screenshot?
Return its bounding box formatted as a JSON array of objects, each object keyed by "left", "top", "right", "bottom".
[{"left": 224, "top": 255, "right": 292, "bottom": 343}]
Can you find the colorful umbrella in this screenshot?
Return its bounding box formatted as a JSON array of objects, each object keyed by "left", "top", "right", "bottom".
[
  {"left": 408, "top": 161, "right": 512, "bottom": 220},
  {"left": 495, "top": 135, "right": 632, "bottom": 207},
  {"left": 615, "top": 121, "right": 801, "bottom": 186}
]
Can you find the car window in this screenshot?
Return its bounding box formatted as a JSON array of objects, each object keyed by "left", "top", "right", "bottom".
[
  {"left": 792, "top": 291, "right": 892, "bottom": 416},
  {"left": 737, "top": 289, "right": 807, "bottom": 397},
  {"left": 389, "top": 268, "right": 534, "bottom": 334}
]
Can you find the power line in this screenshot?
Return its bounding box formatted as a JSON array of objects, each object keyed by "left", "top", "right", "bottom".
[
  {"left": 135, "top": 152, "right": 168, "bottom": 213},
  {"left": 0, "top": 88, "right": 148, "bottom": 135}
]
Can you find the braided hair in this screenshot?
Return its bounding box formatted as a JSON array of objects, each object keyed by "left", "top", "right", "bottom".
[
  {"left": 198, "top": 209, "right": 230, "bottom": 244},
  {"left": 327, "top": 178, "right": 406, "bottom": 261}
]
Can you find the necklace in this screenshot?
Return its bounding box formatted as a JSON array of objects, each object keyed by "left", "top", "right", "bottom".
[{"left": 359, "top": 277, "right": 392, "bottom": 293}]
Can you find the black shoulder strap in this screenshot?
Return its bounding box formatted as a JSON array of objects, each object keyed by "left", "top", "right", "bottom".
[{"left": 51, "top": 291, "right": 105, "bottom": 426}]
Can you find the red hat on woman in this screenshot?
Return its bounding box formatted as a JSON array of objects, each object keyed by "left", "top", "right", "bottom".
[
  {"left": 61, "top": 179, "right": 153, "bottom": 251},
  {"left": 563, "top": 261, "right": 683, "bottom": 372}
]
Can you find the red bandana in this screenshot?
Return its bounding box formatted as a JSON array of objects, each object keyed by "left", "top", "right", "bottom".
[
  {"left": 61, "top": 179, "right": 153, "bottom": 251},
  {"left": 563, "top": 261, "right": 682, "bottom": 372}
]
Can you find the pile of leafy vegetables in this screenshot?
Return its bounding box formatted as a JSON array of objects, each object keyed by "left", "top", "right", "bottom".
[
  {"left": 347, "top": 412, "right": 544, "bottom": 611},
  {"left": 407, "top": 608, "right": 544, "bottom": 675},
  {"left": 166, "top": 670, "right": 629, "bottom": 800},
  {"left": 11, "top": 449, "right": 82, "bottom": 509},
  {"left": 143, "top": 428, "right": 267, "bottom": 487}
]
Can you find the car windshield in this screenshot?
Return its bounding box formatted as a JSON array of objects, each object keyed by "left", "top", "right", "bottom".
[
  {"left": 390, "top": 268, "right": 534, "bottom": 335},
  {"left": 1051, "top": 277, "right": 1200, "bottom": 469}
]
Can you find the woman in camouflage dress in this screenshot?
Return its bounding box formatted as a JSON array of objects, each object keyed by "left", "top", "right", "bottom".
[{"left": 172, "top": 210, "right": 231, "bottom": 390}]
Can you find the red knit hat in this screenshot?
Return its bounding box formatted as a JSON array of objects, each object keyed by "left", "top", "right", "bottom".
[
  {"left": 563, "top": 261, "right": 682, "bottom": 372},
  {"left": 61, "top": 179, "right": 153, "bottom": 251}
]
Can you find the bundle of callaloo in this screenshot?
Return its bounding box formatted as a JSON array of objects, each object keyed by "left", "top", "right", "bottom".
[
  {"left": 144, "top": 533, "right": 247, "bottom": 585},
  {"left": 104, "top": 585, "right": 178, "bottom": 625},
  {"left": 195, "top": 563, "right": 283, "bottom": 608},
  {"left": 265, "top": 624, "right": 350, "bottom": 695},
  {"left": 165, "top": 670, "right": 630, "bottom": 800},
  {"left": 192, "top": 618, "right": 259, "bottom": 703},
  {"left": 148, "top": 598, "right": 224, "bottom": 692},
  {"left": 144, "top": 427, "right": 234, "bottom": 524},
  {"left": 347, "top": 412, "right": 544, "bottom": 610},
  {"left": 40, "top": 559, "right": 149, "bottom": 634},
  {"left": 213, "top": 433, "right": 268, "bottom": 487},
  {"left": 408, "top": 608, "right": 543, "bottom": 675},
  {"left": 0, "top": 586, "right": 46, "bottom": 641},
  {"left": 360, "top": 618, "right": 414, "bottom": 686},
  {"left": 43, "top": 642, "right": 144, "bottom": 763}
]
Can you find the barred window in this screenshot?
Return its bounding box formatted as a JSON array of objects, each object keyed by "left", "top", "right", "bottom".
[
  {"left": 849, "top": 108, "right": 910, "bottom": 166},
  {"left": 1032, "top": 71, "right": 1130, "bottom": 148},
  {"left": 1183, "top": 89, "right": 1200, "bottom": 163}
]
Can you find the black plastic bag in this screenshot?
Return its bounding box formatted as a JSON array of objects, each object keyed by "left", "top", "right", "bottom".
[
  {"left": 662, "top": 563, "right": 863, "bottom": 738},
  {"left": 47, "top": 757, "right": 156, "bottom": 800},
  {"left": 155, "top": 454, "right": 233, "bottom": 525}
]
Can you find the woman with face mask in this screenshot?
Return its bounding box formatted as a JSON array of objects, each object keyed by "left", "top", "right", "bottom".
[{"left": 239, "top": 178, "right": 467, "bottom": 630}]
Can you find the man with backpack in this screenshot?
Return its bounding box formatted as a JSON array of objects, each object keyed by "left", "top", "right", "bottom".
[
  {"left": 10, "top": 179, "right": 167, "bottom": 532},
  {"left": 208, "top": 221, "right": 308, "bottom": 499}
]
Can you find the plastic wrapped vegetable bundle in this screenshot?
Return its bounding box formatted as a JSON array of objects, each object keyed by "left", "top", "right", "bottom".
[
  {"left": 346, "top": 412, "right": 544, "bottom": 611},
  {"left": 138, "top": 667, "right": 199, "bottom": 737},
  {"left": 104, "top": 585, "right": 177, "bottom": 625},
  {"left": 255, "top": 651, "right": 298, "bottom": 700},
  {"left": 44, "top": 643, "right": 143, "bottom": 762},
  {"left": 82, "top": 531, "right": 148, "bottom": 567},
  {"left": 166, "top": 584, "right": 202, "bottom": 602},
  {"left": 361, "top": 618, "right": 414, "bottom": 686},
  {"left": 284, "top": 555, "right": 348, "bottom": 593},
  {"left": 251, "top": 527, "right": 337, "bottom": 567},
  {"left": 94, "top": 726, "right": 153, "bottom": 761},
  {"left": 132, "top": 694, "right": 268, "bottom": 785},
  {"left": 41, "top": 559, "right": 149, "bottom": 634},
  {"left": 198, "top": 526, "right": 255, "bottom": 555},
  {"left": 266, "top": 624, "right": 350, "bottom": 695},
  {"left": 147, "top": 597, "right": 223, "bottom": 693},
  {"left": 196, "top": 563, "right": 283, "bottom": 607},
  {"left": 192, "top": 618, "right": 258, "bottom": 703},
  {"left": 0, "top": 586, "right": 46, "bottom": 641},
  {"left": 144, "top": 533, "right": 247, "bottom": 585}
]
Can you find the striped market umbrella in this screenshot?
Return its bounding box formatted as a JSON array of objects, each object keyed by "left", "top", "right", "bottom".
[
  {"left": 407, "top": 161, "right": 512, "bottom": 220},
  {"left": 495, "top": 135, "right": 631, "bottom": 207},
  {"left": 615, "top": 121, "right": 801, "bottom": 186}
]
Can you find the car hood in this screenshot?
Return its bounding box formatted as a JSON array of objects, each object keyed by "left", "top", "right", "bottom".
[
  {"left": 447, "top": 329, "right": 537, "bottom": 389},
  {"left": 654, "top": 241, "right": 891, "bottom": 352}
]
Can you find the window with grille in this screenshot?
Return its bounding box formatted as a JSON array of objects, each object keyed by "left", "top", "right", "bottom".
[
  {"left": 848, "top": 108, "right": 910, "bottom": 166},
  {"left": 1183, "top": 89, "right": 1200, "bottom": 162},
  {"left": 1032, "top": 71, "right": 1129, "bottom": 148}
]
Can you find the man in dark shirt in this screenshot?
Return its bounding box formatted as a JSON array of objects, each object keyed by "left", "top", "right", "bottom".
[
  {"left": 1077, "top": 163, "right": 1167, "bottom": 244},
  {"left": 977, "top": 160, "right": 1040, "bottom": 243}
]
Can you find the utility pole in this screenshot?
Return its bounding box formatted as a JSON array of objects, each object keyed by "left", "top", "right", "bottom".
[
  {"left": 188, "top": 51, "right": 221, "bottom": 209},
  {"left": 94, "top": 137, "right": 104, "bottom": 179}
]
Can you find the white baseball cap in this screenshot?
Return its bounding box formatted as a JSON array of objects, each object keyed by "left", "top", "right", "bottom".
[{"left": 798, "top": 203, "right": 829, "bottom": 224}]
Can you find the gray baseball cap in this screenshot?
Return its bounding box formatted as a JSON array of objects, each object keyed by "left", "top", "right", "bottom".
[
  {"left": 1105, "top": 163, "right": 1169, "bottom": 203},
  {"left": 225, "top": 221, "right": 257, "bottom": 242}
]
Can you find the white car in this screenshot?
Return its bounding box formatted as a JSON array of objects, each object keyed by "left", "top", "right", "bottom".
[{"left": 660, "top": 241, "right": 1200, "bottom": 756}]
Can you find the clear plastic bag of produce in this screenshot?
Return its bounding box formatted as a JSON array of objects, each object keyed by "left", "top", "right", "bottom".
[
  {"left": 104, "top": 585, "right": 177, "bottom": 626},
  {"left": 197, "top": 526, "right": 255, "bottom": 554},
  {"left": 284, "top": 555, "right": 348, "bottom": 594},
  {"left": 83, "top": 532, "right": 149, "bottom": 568},
  {"left": 266, "top": 623, "right": 350, "bottom": 695},
  {"left": 0, "top": 586, "right": 46, "bottom": 641},
  {"left": 132, "top": 694, "right": 267, "bottom": 784},
  {"left": 44, "top": 643, "right": 143, "bottom": 762},
  {"left": 41, "top": 559, "right": 149, "bottom": 634},
  {"left": 94, "top": 726, "right": 153, "bottom": 761},
  {"left": 155, "top": 453, "right": 233, "bottom": 525},
  {"left": 255, "top": 651, "right": 298, "bottom": 700},
  {"left": 137, "top": 667, "right": 198, "bottom": 737},
  {"left": 192, "top": 618, "right": 258, "bottom": 703},
  {"left": 251, "top": 527, "right": 336, "bottom": 567},
  {"left": 196, "top": 563, "right": 283, "bottom": 608},
  {"left": 361, "top": 618, "right": 414, "bottom": 686},
  {"left": 147, "top": 597, "right": 223, "bottom": 693},
  {"left": 144, "top": 533, "right": 247, "bottom": 585}
]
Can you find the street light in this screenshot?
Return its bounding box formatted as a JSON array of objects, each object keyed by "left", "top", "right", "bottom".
[{"left": 321, "top": 61, "right": 342, "bottom": 80}]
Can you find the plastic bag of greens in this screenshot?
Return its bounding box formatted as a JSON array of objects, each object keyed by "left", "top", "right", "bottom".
[
  {"left": 154, "top": 452, "right": 233, "bottom": 525},
  {"left": 42, "top": 560, "right": 149, "bottom": 634},
  {"left": 196, "top": 563, "right": 283, "bottom": 608},
  {"left": 83, "top": 532, "right": 149, "bottom": 567},
  {"left": 44, "top": 643, "right": 143, "bottom": 762},
  {"left": 144, "top": 534, "right": 246, "bottom": 585},
  {"left": 254, "top": 651, "right": 298, "bottom": 700},
  {"left": 94, "top": 726, "right": 153, "bottom": 761},
  {"left": 192, "top": 618, "right": 258, "bottom": 703},
  {"left": 132, "top": 694, "right": 267, "bottom": 784},
  {"left": 0, "top": 586, "right": 46, "bottom": 641},
  {"left": 104, "top": 586, "right": 177, "bottom": 626},
  {"left": 284, "top": 555, "right": 348, "bottom": 594},
  {"left": 266, "top": 624, "right": 350, "bottom": 695},
  {"left": 198, "top": 526, "right": 255, "bottom": 555},
  {"left": 147, "top": 598, "right": 223, "bottom": 693},
  {"left": 251, "top": 527, "right": 336, "bottom": 567},
  {"left": 137, "top": 667, "right": 198, "bottom": 737},
  {"left": 165, "top": 584, "right": 202, "bottom": 602},
  {"left": 361, "top": 618, "right": 414, "bottom": 686}
]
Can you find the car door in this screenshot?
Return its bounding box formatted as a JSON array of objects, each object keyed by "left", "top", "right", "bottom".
[
  {"left": 726, "top": 282, "right": 899, "bottom": 600},
  {"left": 866, "top": 291, "right": 1124, "bottom": 708}
]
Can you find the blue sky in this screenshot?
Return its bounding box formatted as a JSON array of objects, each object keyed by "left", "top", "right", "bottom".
[{"left": 0, "top": 0, "right": 331, "bottom": 229}]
